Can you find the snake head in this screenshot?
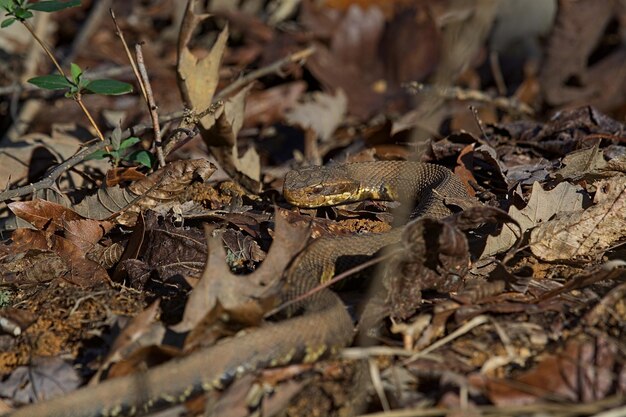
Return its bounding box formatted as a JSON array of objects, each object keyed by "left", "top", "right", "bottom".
[{"left": 283, "top": 166, "right": 362, "bottom": 208}]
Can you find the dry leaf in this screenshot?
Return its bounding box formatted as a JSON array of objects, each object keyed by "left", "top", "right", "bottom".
[
  {"left": 74, "top": 159, "right": 215, "bottom": 226},
  {"left": 90, "top": 300, "right": 163, "bottom": 384},
  {"left": 481, "top": 181, "right": 589, "bottom": 257},
  {"left": 177, "top": 1, "right": 223, "bottom": 125},
  {"left": 0, "top": 357, "right": 80, "bottom": 403},
  {"left": 8, "top": 199, "right": 83, "bottom": 232},
  {"left": 286, "top": 89, "right": 347, "bottom": 142},
  {"left": 172, "top": 208, "right": 311, "bottom": 333},
  {"left": 176, "top": 6, "right": 261, "bottom": 192},
  {"left": 530, "top": 176, "right": 626, "bottom": 261}
]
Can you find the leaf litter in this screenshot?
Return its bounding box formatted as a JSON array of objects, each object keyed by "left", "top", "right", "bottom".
[{"left": 0, "top": 1, "right": 624, "bottom": 416}]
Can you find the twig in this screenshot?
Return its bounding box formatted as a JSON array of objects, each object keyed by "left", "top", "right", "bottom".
[
  {"left": 402, "top": 315, "right": 490, "bottom": 365},
  {"left": 135, "top": 43, "right": 165, "bottom": 167},
  {"left": 354, "top": 394, "right": 626, "bottom": 417},
  {"left": 215, "top": 46, "right": 315, "bottom": 100},
  {"left": 75, "top": 94, "right": 106, "bottom": 142},
  {"left": 1, "top": 47, "right": 317, "bottom": 200},
  {"left": 21, "top": 19, "right": 107, "bottom": 143},
  {"left": 0, "top": 111, "right": 186, "bottom": 201},
  {"left": 404, "top": 81, "right": 534, "bottom": 116},
  {"left": 110, "top": 9, "right": 146, "bottom": 101},
  {"left": 21, "top": 20, "right": 65, "bottom": 77},
  {"left": 489, "top": 51, "right": 507, "bottom": 96}
]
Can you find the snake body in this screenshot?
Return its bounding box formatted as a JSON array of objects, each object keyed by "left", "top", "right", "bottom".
[{"left": 7, "top": 161, "right": 468, "bottom": 417}]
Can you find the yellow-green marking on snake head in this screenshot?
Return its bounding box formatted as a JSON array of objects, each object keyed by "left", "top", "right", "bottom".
[{"left": 284, "top": 165, "right": 362, "bottom": 207}]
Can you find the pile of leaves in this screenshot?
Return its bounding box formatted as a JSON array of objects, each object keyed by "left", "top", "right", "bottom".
[{"left": 0, "top": 0, "right": 624, "bottom": 416}]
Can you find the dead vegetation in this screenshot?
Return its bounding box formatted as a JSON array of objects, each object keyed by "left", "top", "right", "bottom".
[{"left": 0, "top": 1, "right": 624, "bottom": 416}]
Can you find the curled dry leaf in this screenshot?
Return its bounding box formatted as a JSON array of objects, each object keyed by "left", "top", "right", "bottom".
[
  {"left": 8, "top": 199, "right": 83, "bottom": 232},
  {"left": 177, "top": 3, "right": 261, "bottom": 192},
  {"left": 74, "top": 159, "right": 216, "bottom": 226},
  {"left": 481, "top": 182, "right": 589, "bottom": 258},
  {"left": 90, "top": 300, "right": 163, "bottom": 385},
  {"left": 530, "top": 176, "right": 626, "bottom": 261},
  {"left": 202, "top": 85, "right": 261, "bottom": 191},
  {"left": 0, "top": 357, "right": 80, "bottom": 404},
  {"left": 172, "top": 208, "right": 311, "bottom": 333}
]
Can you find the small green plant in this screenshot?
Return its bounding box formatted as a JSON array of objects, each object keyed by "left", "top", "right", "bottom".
[
  {"left": 0, "top": 0, "right": 80, "bottom": 28},
  {"left": 28, "top": 62, "right": 133, "bottom": 98},
  {"left": 1, "top": 0, "right": 140, "bottom": 161},
  {"left": 88, "top": 126, "right": 154, "bottom": 168}
]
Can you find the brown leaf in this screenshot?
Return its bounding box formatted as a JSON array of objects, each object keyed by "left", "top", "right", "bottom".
[
  {"left": 105, "top": 166, "right": 146, "bottom": 187},
  {"left": 176, "top": 7, "right": 260, "bottom": 193},
  {"left": 539, "top": 1, "right": 625, "bottom": 109},
  {"left": 177, "top": 1, "right": 223, "bottom": 121},
  {"left": 203, "top": 86, "right": 262, "bottom": 191},
  {"left": 49, "top": 235, "right": 110, "bottom": 286},
  {"left": 172, "top": 208, "right": 311, "bottom": 333},
  {"left": 74, "top": 159, "right": 216, "bottom": 226},
  {"left": 484, "top": 336, "right": 622, "bottom": 405},
  {"left": 530, "top": 176, "right": 626, "bottom": 261},
  {"left": 286, "top": 89, "right": 347, "bottom": 142},
  {"left": 304, "top": 5, "right": 386, "bottom": 118},
  {"left": 481, "top": 182, "right": 589, "bottom": 258},
  {"left": 8, "top": 199, "right": 83, "bottom": 232},
  {"left": 4, "top": 229, "right": 108, "bottom": 286},
  {"left": 0, "top": 357, "right": 80, "bottom": 403},
  {"left": 63, "top": 219, "right": 113, "bottom": 254},
  {"left": 1, "top": 249, "right": 68, "bottom": 285},
  {"left": 90, "top": 300, "right": 163, "bottom": 384},
  {"left": 121, "top": 211, "right": 207, "bottom": 287}
]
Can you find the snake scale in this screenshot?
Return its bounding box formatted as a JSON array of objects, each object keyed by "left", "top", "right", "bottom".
[{"left": 6, "top": 161, "right": 468, "bottom": 417}]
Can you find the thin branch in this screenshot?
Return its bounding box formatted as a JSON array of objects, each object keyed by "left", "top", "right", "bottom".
[
  {"left": 0, "top": 111, "right": 186, "bottom": 201},
  {"left": 75, "top": 95, "right": 105, "bottom": 142},
  {"left": 110, "top": 9, "right": 146, "bottom": 101},
  {"left": 1, "top": 46, "right": 317, "bottom": 201},
  {"left": 135, "top": 43, "right": 165, "bottom": 167},
  {"left": 215, "top": 46, "right": 315, "bottom": 100},
  {"left": 21, "top": 20, "right": 65, "bottom": 77}
]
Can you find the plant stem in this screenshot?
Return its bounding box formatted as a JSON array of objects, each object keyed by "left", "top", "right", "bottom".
[
  {"left": 22, "top": 20, "right": 65, "bottom": 77},
  {"left": 75, "top": 94, "right": 108, "bottom": 151}
]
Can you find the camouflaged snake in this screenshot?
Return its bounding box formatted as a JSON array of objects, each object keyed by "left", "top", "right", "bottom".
[{"left": 6, "top": 161, "right": 468, "bottom": 417}]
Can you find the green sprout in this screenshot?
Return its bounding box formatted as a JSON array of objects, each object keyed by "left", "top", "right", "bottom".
[{"left": 88, "top": 126, "right": 154, "bottom": 168}]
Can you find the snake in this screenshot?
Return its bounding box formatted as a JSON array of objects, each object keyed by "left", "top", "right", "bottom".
[{"left": 6, "top": 161, "right": 468, "bottom": 417}]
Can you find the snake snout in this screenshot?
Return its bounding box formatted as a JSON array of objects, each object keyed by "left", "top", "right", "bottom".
[{"left": 284, "top": 168, "right": 362, "bottom": 208}]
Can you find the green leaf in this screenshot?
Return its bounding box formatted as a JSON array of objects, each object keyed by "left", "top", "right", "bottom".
[
  {"left": 27, "top": 0, "right": 80, "bottom": 12},
  {"left": 129, "top": 150, "right": 153, "bottom": 168},
  {"left": 86, "top": 149, "right": 109, "bottom": 160},
  {"left": 0, "top": 0, "right": 12, "bottom": 10},
  {"left": 119, "top": 136, "right": 140, "bottom": 150},
  {"left": 1, "top": 17, "right": 15, "bottom": 27},
  {"left": 70, "top": 62, "right": 82, "bottom": 84},
  {"left": 14, "top": 8, "right": 32, "bottom": 19},
  {"left": 83, "top": 79, "right": 132, "bottom": 95},
  {"left": 28, "top": 74, "right": 72, "bottom": 90}
]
